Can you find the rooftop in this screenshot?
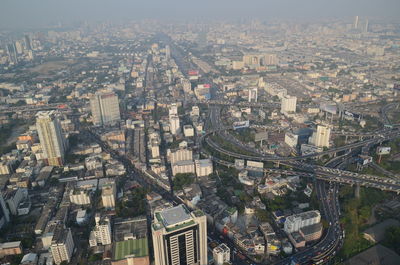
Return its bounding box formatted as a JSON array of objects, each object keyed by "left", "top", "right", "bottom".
[{"left": 159, "top": 205, "right": 191, "bottom": 227}]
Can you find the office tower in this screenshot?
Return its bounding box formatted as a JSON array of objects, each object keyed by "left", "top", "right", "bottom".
[
  {"left": 6, "top": 43, "right": 18, "bottom": 64},
  {"left": 280, "top": 96, "right": 297, "bottom": 114},
  {"left": 170, "top": 115, "right": 180, "bottom": 135},
  {"left": 24, "top": 35, "right": 32, "bottom": 50},
  {"left": 152, "top": 205, "right": 207, "bottom": 265},
  {"left": 50, "top": 227, "right": 74, "bottom": 265},
  {"left": 101, "top": 182, "right": 116, "bottom": 209},
  {"left": 36, "top": 111, "right": 66, "bottom": 166},
  {"left": 284, "top": 211, "right": 321, "bottom": 233},
  {"left": 90, "top": 91, "right": 121, "bottom": 126},
  {"left": 354, "top": 16, "right": 359, "bottom": 29},
  {"left": 213, "top": 243, "right": 230, "bottom": 265},
  {"left": 0, "top": 193, "right": 10, "bottom": 229},
  {"left": 248, "top": 88, "right": 258, "bottom": 103},
  {"left": 89, "top": 214, "right": 112, "bottom": 247},
  {"left": 15, "top": 41, "right": 23, "bottom": 54},
  {"left": 165, "top": 45, "right": 171, "bottom": 60},
  {"left": 309, "top": 124, "right": 331, "bottom": 148},
  {"left": 365, "top": 19, "right": 369, "bottom": 33}
]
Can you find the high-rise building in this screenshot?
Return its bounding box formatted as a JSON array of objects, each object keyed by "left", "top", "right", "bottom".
[
  {"left": 36, "top": 111, "right": 66, "bottom": 166},
  {"left": 0, "top": 193, "right": 10, "bottom": 229},
  {"left": 24, "top": 35, "right": 32, "bottom": 50},
  {"left": 165, "top": 45, "right": 171, "bottom": 60},
  {"left": 169, "top": 115, "right": 180, "bottom": 135},
  {"left": 365, "top": 19, "right": 369, "bottom": 33},
  {"left": 284, "top": 210, "right": 321, "bottom": 234},
  {"left": 90, "top": 91, "right": 121, "bottom": 126},
  {"left": 248, "top": 88, "right": 258, "bottom": 103},
  {"left": 280, "top": 96, "right": 297, "bottom": 114},
  {"left": 152, "top": 205, "right": 207, "bottom": 265},
  {"left": 101, "top": 182, "right": 116, "bottom": 209},
  {"left": 89, "top": 214, "right": 112, "bottom": 247},
  {"left": 309, "top": 124, "right": 331, "bottom": 148},
  {"left": 50, "top": 227, "right": 74, "bottom": 265},
  {"left": 15, "top": 41, "right": 23, "bottom": 54},
  {"left": 6, "top": 43, "right": 18, "bottom": 64},
  {"left": 354, "top": 16, "right": 359, "bottom": 29},
  {"left": 213, "top": 243, "right": 230, "bottom": 265}
]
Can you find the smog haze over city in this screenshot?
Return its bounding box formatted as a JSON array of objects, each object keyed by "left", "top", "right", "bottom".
[
  {"left": 1, "top": 0, "right": 400, "bottom": 28},
  {"left": 0, "top": 1, "right": 400, "bottom": 265}
]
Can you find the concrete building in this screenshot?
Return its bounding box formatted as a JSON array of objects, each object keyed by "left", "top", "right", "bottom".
[
  {"left": 69, "top": 189, "right": 91, "bottom": 205},
  {"left": 50, "top": 227, "right": 74, "bottom": 264},
  {"left": 102, "top": 182, "right": 116, "bottom": 209},
  {"left": 89, "top": 214, "right": 112, "bottom": 247},
  {"left": 172, "top": 160, "right": 195, "bottom": 176},
  {"left": 183, "top": 125, "right": 194, "bottom": 137},
  {"left": 90, "top": 91, "right": 121, "bottom": 126},
  {"left": 309, "top": 124, "right": 331, "bottom": 148},
  {"left": 248, "top": 88, "right": 258, "bottom": 103},
  {"left": 169, "top": 148, "right": 193, "bottom": 164},
  {"left": 0, "top": 193, "right": 10, "bottom": 229},
  {"left": 0, "top": 241, "right": 22, "bottom": 257},
  {"left": 36, "top": 111, "right": 66, "bottom": 166},
  {"left": 284, "top": 132, "right": 299, "bottom": 149},
  {"left": 195, "top": 159, "right": 213, "bottom": 177},
  {"left": 169, "top": 115, "right": 181, "bottom": 135},
  {"left": 191, "top": 106, "right": 200, "bottom": 117},
  {"left": 284, "top": 210, "right": 321, "bottom": 234},
  {"left": 151, "top": 205, "right": 207, "bottom": 265},
  {"left": 280, "top": 96, "right": 297, "bottom": 114},
  {"left": 213, "top": 243, "right": 230, "bottom": 265},
  {"left": 169, "top": 103, "right": 178, "bottom": 117}
]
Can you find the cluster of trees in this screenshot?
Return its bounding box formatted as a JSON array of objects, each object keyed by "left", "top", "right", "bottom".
[
  {"left": 338, "top": 186, "right": 391, "bottom": 259},
  {"left": 116, "top": 187, "right": 148, "bottom": 218},
  {"left": 383, "top": 226, "right": 400, "bottom": 255},
  {"left": 173, "top": 173, "right": 194, "bottom": 191}
]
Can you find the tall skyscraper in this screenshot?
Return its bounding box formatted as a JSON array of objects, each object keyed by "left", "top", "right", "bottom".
[
  {"left": 152, "top": 205, "right": 207, "bottom": 265},
  {"left": 36, "top": 111, "right": 66, "bottom": 166},
  {"left": 24, "top": 35, "right": 32, "bottom": 50},
  {"left": 90, "top": 91, "right": 121, "bottom": 126},
  {"left": 0, "top": 193, "right": 10, "bottom": 229},
  {"left": 365, "top": 19, "right": 369, "bottom": 33},
  {"left": 280, "top": 96, "right": 297, "bottom": 114},
  {"left": 309, "top": 124, "right": 331, "bottom": 148},
  {"left": 165, "top": 45, "right": 171, "bottom": 60},
  {"left": 354, "top": 16, "right": 359, "bottom": 29},
  {"left": 6, "top": 43, "right": 18, "bottom": 64}
]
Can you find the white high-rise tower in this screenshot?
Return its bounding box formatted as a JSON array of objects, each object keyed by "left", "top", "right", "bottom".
[{"left": 36, "top": 111, "right": 66, "bottom": 166}]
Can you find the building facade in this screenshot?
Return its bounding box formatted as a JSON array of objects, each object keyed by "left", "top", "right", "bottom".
[
  {"left": 36, "top": 111, "right": 66, "bottom": 166},
  {"left": 90, "top": 91, "right": 121, "bottom": 126},
  {"left": 152, "top": 205, "right": 207, "bottom": 265}
]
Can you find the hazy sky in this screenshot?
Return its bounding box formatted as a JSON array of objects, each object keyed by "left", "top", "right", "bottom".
[{"left": 1, "top": 0, "right": 400, "bottom": 29}]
